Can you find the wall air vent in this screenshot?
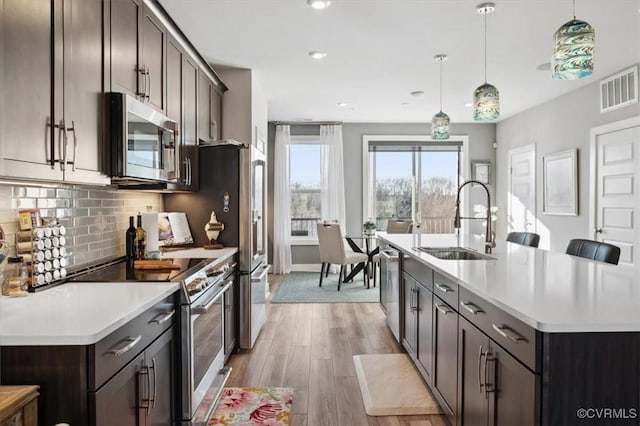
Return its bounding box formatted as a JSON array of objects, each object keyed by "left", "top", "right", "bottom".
[{"left": 600, "top": 66, "right": 638, "bottom": 113}]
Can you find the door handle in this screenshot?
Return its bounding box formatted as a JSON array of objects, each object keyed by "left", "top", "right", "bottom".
[
  {"left": 67, "top": 120, "right": 77, "bottom": 172},
  {"left": 484, "top": 352, "right": 495, "bottom": 397},
  {"left": 150, "top": 358, "right": 157, "bottom": 409},
  {"left": 192, "top": 281, "right": 233, "bottom": 314},
  {"left": 144, "top": 66, "right": 151, "bottom": 100},
  {"left": 594, "top": 228, "right": 603, "bottom": 239},
  {"left": 251, "top": 265, "right": 271, "bottom": 282},
  {"left": 54, "top": 120, "right": 65, "bottom": 171},
  {"left": 435, "top": 304, "right": 453, "bottom": 315},
  {"left": 138, "top": 65, "right": 147, "bottom": 98},
  {"left": 108, "top": 335, "right": 142, "bottom": 356},
  {"left": 478, "top": 345, "right": 485, "bottom": 394},
  {"left": 460, "top": 301, "right": 484, "bottom": 315},
  {"left": 492, "top": 323, "right": 526, "bottom": 343},
  {"left": 411, "top": 287, "right": 420, "bottom": 312}
]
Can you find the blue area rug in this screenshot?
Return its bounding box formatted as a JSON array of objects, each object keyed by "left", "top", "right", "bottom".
[{"left": 271, "top": 271, "right": 379, "bottom": 303}]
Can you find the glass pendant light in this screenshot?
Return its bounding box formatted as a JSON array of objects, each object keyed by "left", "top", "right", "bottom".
[
  {"left": 473, "top": 3, "right": 499, "bottom": 121},
  {"left": 552, "top": 0, "right": 594, "bottom": 80},
  {"left": 431, "top": 54, "right": 450, "bottom": 140}
]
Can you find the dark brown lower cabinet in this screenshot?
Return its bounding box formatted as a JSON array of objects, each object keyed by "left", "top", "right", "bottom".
[
  {"left": 458, "top": 316, "right": 536, "bottom": 426},
  {"left": 416, "top": 280, "right": 433, "bottom": 381},
  {"left": 224, "top": 279, "right": 237, "bottom": 358},
  {"left": 402, "top": 272, "right": 418, "bottom": 355},
  {"left": 93, "top": 327, "right": 174, "bottom": 426},
  {"left": 433, "top": 295, "right": 458, "bottom": 422}
]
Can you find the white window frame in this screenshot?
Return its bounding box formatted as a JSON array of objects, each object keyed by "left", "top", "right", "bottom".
[
  {"left": 290, "top": 135, "right": 322, "bottom": 244},
  {"left": 362, "top": 134, "right": 470, "bottom": 234}
]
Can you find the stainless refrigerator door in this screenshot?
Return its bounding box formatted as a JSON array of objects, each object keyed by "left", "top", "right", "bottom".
[{"left": 239, "top": 263, "right": 270, "bottom": 349}]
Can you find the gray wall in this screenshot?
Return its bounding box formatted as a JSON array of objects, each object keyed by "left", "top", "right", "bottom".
[
  {"left": 268, "top": 122, "right": 497, "bottom": 266},
  {"left": 495, "top": 62, "right": 640, "bottom": 252}
]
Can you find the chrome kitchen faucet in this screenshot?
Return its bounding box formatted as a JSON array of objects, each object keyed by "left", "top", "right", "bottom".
[{"left": 453, "top": 180, "right": 496, "bottom": 254}]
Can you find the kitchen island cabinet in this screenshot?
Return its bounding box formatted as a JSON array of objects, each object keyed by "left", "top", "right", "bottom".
[
  {"left": 0, "top": 283, "right": 178, "bottom": 425},
  {"left": 381, "top": 232, "right": 640, "bottom": 426}
]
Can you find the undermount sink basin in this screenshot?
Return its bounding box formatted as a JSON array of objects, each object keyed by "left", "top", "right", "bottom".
[{"left": 416, "top": 247, "right": 496, "bottom": 260}]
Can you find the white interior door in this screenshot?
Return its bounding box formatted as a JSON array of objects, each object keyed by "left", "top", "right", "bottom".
[
  {"left": 507, "top": 145, "right": 536, "bottom": 233},
  {"left": 594, "top": 124, "right": 640, "bottom": 266}
]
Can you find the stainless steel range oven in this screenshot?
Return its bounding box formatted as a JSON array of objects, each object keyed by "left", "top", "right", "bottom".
[{"left": 180, "top": 260, "right": 236, "bottom": 422}]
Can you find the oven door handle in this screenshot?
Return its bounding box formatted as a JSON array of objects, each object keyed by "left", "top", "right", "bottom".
[
  {"left": 251, "top": 264, "right": 271, "bottom": 282},
  {"left": 191, "top": 280, "right": 233, "bottom": 314}
]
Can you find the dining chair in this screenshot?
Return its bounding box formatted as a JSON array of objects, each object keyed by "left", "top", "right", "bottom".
[
  {"left": 316, "top": 222, "right": 369, "bottom": 290},
  {"left": 565, "top": 238, "right": 620, "bottom": 265},
  {"left": 371, "top": 220, "right": 413, "bottom": 287},
  {"left": 506, "top": 231, "right": 540, "bottom": 248}
]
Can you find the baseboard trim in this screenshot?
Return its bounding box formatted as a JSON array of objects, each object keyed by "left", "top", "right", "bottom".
[{"left": 291, "top": 263, "right": 322, "bottom": 272}]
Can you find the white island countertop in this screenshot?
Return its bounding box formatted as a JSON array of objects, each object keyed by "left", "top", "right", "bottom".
[
  {"left": 378, "top": 232, "right": 640, "bottom": 333},
  {"left": 0, "top": 281, "right": 179, "bottom": 346}
]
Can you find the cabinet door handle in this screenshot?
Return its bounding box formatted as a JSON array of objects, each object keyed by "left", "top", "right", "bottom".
[
  {"left": 434, "top": 282, "right": 453, "bottom": 293},
  {"left": 460, "top": 301, "right": 484, "bottom": 315},
  {"left": 484, "top": 353, "right": 495, "bottom": 397},
  {"left": 139, "top": 364, "right": 152, "bottom": 416},
  {"left": 187, "top": 157, "right": 192, "bottom": 186},
  {"left": 108, "top": 335, "right": 142, "bottom": 356},
  {"left": 67, "top": 120, "right": 78, "bottom": 172},
  {"left": 138, "top": 66, "right": 146, "bottom": 98},
  {"left": 411, "top": 288, "right": 420, "bottom": 312},
  {"left": 435, "top": 304, "right": 453, "bottom": 315},
  {"left": 150, "top": 357, "right": 157, "bottom": 409},
  {"left": 149, "top": 310, "right": 175, "bottom": 325},
  {"left": 146, "top": 66, "right": 151, "bottom": 100},
  {"left": 492, "top": 323, "right": 527, "bottom": 343},
  {"left": 478, "top": 345, "right": 485, "bottom": 394}
]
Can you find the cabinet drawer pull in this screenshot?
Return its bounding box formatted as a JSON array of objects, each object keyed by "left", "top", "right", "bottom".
[
  {"left": 434, "top": 282, "right": 453, "bottom": 293},
  {"left": 108, "top": 335, "right": 142, "bottom": 356},
  {"left": 150, "top": 310, "right": 175, "bottom": 325},
  {"left": 492, "top": 323, "right": 526, "bottom": 343},
  {"left": 435, "top": 304, "right": 453, "bottom": 315},
  {"left": 460, "top": 301, "right": 484, "bottom": 315}
]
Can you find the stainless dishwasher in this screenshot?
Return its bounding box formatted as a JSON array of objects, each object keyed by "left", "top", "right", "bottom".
[{"left": 379, "top": 246, "right": 401, "bottom": 342}]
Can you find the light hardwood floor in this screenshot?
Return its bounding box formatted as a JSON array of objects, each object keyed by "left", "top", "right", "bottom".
[{"left": 225, "top": 274, "right": 448, "bottom": 426}]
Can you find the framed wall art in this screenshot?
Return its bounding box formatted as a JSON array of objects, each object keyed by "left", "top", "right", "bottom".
[{"left": 543, "top": 149, "right": 578, "bottom": 215}]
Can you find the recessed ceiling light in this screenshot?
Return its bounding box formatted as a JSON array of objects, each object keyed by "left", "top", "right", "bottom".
[
  {"left": 476, "top": 2, "right": 496, "bottom": 14},
  {"left": 338, "top": 102, "right": 349, "bottom": 107},
  {"left": 464, "top": 103, "right": 473, "bottom": 107},
  {"left": 410, "top": 91, "right": 424, "bottom": 97},
  {"left": 308, "top": 51, "right": 327, "bottom": 59},
  {"left": 307, "top": 0, "right": 331, "bottom": 9},
  {"left": 401, "top": 102, "right": 410, "bottom": 106}
]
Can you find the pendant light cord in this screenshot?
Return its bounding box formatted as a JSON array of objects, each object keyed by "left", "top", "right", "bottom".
[
  {"left": 484, "top": 11, "right": 487, "bottom": 83},
  {"left": 439, "top": 60, "right": 443, "bottom": 112},
  {"left": 573, "top": 0, "right": 576, "bottom": 19}
]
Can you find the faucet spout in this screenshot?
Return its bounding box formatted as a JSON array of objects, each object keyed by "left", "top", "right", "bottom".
[{"left": 453, "top": 179, "right": 495, "bottom": 254}]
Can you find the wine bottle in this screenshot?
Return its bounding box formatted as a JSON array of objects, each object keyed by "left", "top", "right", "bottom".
[
  {"left": 136, "top": 214, "right": 147, "bottom": 260},
  {"left": 126, "top": 216, "right": 137, "bottom": 260}
]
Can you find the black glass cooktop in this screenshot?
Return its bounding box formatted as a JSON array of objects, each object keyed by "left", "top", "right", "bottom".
[{"left": 67, "top": 258, "right": 210, "bottom": 282}]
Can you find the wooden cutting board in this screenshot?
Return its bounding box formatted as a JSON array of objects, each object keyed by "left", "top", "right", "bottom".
[{"left": 133, "top": 260, "right": 181, "bottom": 270}]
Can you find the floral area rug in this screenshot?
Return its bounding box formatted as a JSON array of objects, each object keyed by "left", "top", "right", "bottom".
[{"left": 208, "top": 387, "right": 294, "bottom": 425}]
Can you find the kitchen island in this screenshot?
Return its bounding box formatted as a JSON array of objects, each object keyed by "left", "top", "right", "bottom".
[{"left": 378, "top": 232, "right": 640, "bottom": 426}]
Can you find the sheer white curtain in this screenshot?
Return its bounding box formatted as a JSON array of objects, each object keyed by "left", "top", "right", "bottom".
[
  {"left": 320, "top": 125, "right": 346, "bottom": 228},
  {"left": 273, "top": 125, "right": 292, "bottom": 274}
]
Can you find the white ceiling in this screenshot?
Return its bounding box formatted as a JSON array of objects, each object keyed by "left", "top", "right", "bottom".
[{"left": 159, "top": 0, "right": 640, "bottom": 123}]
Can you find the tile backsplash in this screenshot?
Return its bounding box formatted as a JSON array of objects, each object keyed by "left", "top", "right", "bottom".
[{"left": 0, "top": 182, "right": 162, "bottom": 271}]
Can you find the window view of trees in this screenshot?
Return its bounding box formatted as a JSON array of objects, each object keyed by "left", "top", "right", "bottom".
[
  {"left": 376, "top": 176, "right": 456, "bottom": 233},
  {"left": 290, "top": 143, "right": 321, "bottom": 237}
]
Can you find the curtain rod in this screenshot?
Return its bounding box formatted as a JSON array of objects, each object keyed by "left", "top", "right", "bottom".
[{"left": 271, "top": 121, "right": 343, "bottom": 126}]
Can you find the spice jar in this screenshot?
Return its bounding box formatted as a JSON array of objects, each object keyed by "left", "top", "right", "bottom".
[{"left": 2, "top": 258, "right": 28, "bottom": 297}]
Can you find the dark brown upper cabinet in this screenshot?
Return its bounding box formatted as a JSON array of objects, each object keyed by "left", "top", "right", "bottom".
[
  {"left": 0, "top": 0, "right": 109, "bottom": 184},
  {"left": 182, "top": 55, "right": 199, "bottom": 190},
  {"left": 107, "top": 0, "right": 166, "bottom": 112},
  {"left": 198, "top": 70, "right": 223, "bottom": 143}
]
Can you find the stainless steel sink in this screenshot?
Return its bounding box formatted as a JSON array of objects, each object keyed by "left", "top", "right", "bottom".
[{"left": 416, "top": 247, "right": 496, "bottom": 260}]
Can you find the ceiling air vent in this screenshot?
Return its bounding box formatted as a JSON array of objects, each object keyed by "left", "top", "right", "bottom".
[{"left": 600, "top": 66, "right": 638, "bottom": 113}]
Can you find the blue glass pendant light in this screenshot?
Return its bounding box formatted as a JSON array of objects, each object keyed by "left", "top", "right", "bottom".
[
  {"left": 431, "top": 54, "right": 450, "bottom": 140},
  {"left": 552, "top": 0, "right": 594, "bottom": 80},
  {"left": 473, "top": 3, "right": 500, "bottom": 121}
]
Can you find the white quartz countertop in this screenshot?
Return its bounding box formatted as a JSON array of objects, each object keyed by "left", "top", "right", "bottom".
[
  {"left": 378, "top": 232, "right": 640, "bottom": 333},
  {"left": 0, "top": 281, "right": 179, "bottom": 346},
  {"left": 160, "top": 246, "right": 237, "bottom": 261}
]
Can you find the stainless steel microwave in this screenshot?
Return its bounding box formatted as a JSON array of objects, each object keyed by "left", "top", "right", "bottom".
[{"left": 107, "top": 92, "right": 178, "bottom": 183}]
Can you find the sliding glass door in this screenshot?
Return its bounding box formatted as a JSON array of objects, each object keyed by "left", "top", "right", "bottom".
[{"left": 368, "top": 143, "right": 460, "bottom": 233}]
